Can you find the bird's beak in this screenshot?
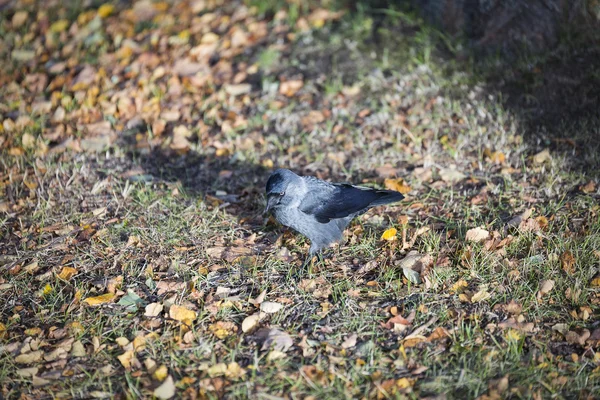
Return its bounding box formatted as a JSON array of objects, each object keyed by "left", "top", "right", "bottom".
[{"left": 264, "top": 196, "right": 278, "bottom": 215}]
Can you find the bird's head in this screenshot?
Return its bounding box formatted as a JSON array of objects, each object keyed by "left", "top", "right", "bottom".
[{"left": 265, "top": 169, "right": 300, "bottom": 214}]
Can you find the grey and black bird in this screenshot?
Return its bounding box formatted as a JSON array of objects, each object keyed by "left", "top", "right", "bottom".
[{"left": 265, "top": 169, "right": 404, "bottom": 263}]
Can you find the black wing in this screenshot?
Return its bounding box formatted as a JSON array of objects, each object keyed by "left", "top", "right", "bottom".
[{"left": 300, "top": 181, "right": 404, "bottom": 224}]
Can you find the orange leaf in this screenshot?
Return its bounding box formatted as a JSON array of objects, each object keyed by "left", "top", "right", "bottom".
[{"left": 384, "top": 178, "right": 411, "bottom": 194}]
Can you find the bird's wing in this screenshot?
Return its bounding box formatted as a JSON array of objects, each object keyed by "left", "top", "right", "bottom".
[{"left": 299, "top": 178, "right": 404, "bottom": 223}]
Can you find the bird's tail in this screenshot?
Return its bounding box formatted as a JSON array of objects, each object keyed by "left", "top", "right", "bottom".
[{"left": 370, "top": 190, "right": 405, "bottom": 207}]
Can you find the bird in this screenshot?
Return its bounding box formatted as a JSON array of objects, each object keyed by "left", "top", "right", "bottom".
[{"left": 265, "top": 168, "right": 404, "bottom": 266}]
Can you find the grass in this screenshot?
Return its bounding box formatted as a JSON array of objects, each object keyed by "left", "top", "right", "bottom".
[{"left": 1, "top": 0, "right": 600, "bottom": 399}]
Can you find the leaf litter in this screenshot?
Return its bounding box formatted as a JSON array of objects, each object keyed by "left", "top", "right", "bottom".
[{"left": 0, "top": 0, "right": 599, "bottom": 398}]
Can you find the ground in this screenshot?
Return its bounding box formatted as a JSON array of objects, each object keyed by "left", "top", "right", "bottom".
[{"left": 1, "top": 1, "right": 600, "bottom": 399}]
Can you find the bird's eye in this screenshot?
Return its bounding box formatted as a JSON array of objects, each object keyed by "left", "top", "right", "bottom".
[{"left": 279, "top": 192, "right": 285, "bottom": 197}]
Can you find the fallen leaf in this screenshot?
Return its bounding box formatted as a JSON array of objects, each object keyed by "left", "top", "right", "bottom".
[
  {"left": 145, "top": 303, "right": 164, "bottom": 317},
  {"left": 50, "top": 19, "right": 69, "bottom": 33},
  {"left": 260, "top": 328, "right": 293, "bottom": 352},
  {"left": 342, "top": 333, "right": 357, "bottom": 349},
  {"left": 279, "top": 80, "right": 303, "bottom": 97},
  {"left": 16, "top": 367, "right": 38, "bottom": 377},
  {"left": 560, "top": 251, "right": 575, "bottom": 274},
  {"left": 153, "top": 375, "right": 175, "bottom": 399},
  {"left": 471, "top": 289, "right": 492, "bottom": 303},
  {"left": 580, "top": 180, "right": 596, "bottom": 194},
  {"left": 206, "top": 246, "right": 253, "bottom": 262},
  {"left": 249, "top": 290, "right": 267, "bottom": 306},
  {"left": 97, "top": 3, "right": 114, "bottom": 18},
  {"left": 384, "top": 178, "right": 411, "bottom": 194},
  {"left": 207, "top": 363, "right": 227, "bottom": 377},
  {"left": 439, "top": 168, "right": 466, "bottom": 183},
  {"left": 83, "top": 293, "right": 116, "bottom": 306},
  {"left": 169, "top": 305, "right": 197, "bottom": 324},
  {"left": 537, "top": 279, "right": 555, "bottom": 300},
  {"left": 71, "top": 341, "right": 86, "bottom": 357},
  {"left": 153, "top": 365, "right": 168, "bottom": 381},
  {"left": 260, "top": 301, "right": 283, "bottom": 314},
  {"left": 382, "top": 314, "right": 412, "bottom": 331},
  {"left": 15, "top": 351, "right": 44, "bottom": 364},
  {"left": 117, "top": 350, "right": 136, "bottom": 369},
  {"left": 465, "top": 227, "right": 490, "bottom": 243},
  {"left": 226, "top": 362, "right": 246, "bottom": 380},
  {"left": 12, "top": 11, "right": 28, "bottom": 26},
  {"left": 209, "top": 321, "right": 237, "bottom": 339},
  {"left": 118, "top": 290, "right": 144, "bottom": 311},
  {"left": 565, "top": 329, "right": 590, "bottom": 346},
  {"left": 242, "top": 313, "right": 260, "bottom": 333},
  {"left": 402, "top": 268, "right": 421, "bottom": 284},
  {"left": 225, "top": 83, "right": 251, "bottom": 96},
  {"left": 381, "top": 227, "right": 397, "bottom": 241},
  {"left": 533, "top": 149, "right": 551, "bottom": 164}
]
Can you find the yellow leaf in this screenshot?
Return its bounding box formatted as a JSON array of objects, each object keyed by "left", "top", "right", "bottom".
[
  {"left": 133, "top": 336, "right": 146, "bottom": 352},
  {"left": 117, "top": 350, "right": 135, "bottom": 369},
  {"left": 0, "top": 322, "right": 7, "bottom": 339},
  {"left": 57, "top": 266, "right": 78, "bottom": 281},
  {"left": 381, "top": 227, "right": 397, "bottom": 241},
  {"left": 50, "top": 19, "right": 70, "bottom": 33},
  {"left": 153, "top": 364, "right": 168, "bottom": 381},
  {"left": 169, "top": 305, "right": 197, "bottom": 324},
  {"left": 226, "top": 362, "right": 246, "bottom": 380},
  {"left": 590, "top": 275, "right": 600, "bottom": 287},
  {"left": 42, "top": 284, "right": 53, "bottom": 296},
  {"left": 504, "top": 329, "right": 522, "bottom": 341},
  {"left": 83, "top": 293, "right": 116, "bottom": 306},
  {"left": 488, "top": 151, "right": 505, "bottom": 164},
  {"left": 384, "top": 178, "right": 411, "bottom": 194},
  {"left": 209, "top": 321, "right": 237, "bottom": 339},
  {"left": 450, "top": 279, "right": 468, "bottom": 294},
  {"left": 396, "top": 377, "right": 415, "bottom": 389},
  {"left": 69, "top": 321, "right": 84, "bottom": 335},
  {"left": 24, "top": 327, "right": 43, "bottom": 336},
  {"left": 97, "top": 4, "right": 114, "bottom": 18}
]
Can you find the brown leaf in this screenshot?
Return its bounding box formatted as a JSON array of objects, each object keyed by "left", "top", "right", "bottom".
[
  {"left": 57, "top": 266, "right": 78, "bottom": 281},
  {"left": 259, "top": 328, "right": 293, "bottom": 352},
  {"left": 465, "top": 227, "right": 490, "bottom": 243},
  {"left": 206, "top": 246, "right": 253, "bottom": 262},
  {"left": 381, "top": 314, "right": 412, "bottom": 331},
  {"left": 15, "top": 351, "right": 44, "bottom": 364},
  {"left": 537, "top": 279, "right": 555, "bottom": 300},
  {"left": 580, "top": 180, "right": 596, "bottom": 194},
  {"left": 560, "top": 251, "right": 575, "bottom": 274},
  {"left": 279, "top": 80, "right": 303, "bottom": 97},
  {"left": 341, "top": 333, "right": 357, "bottom": 349}
]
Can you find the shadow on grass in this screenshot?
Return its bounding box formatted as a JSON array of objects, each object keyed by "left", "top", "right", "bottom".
[
  {"left": 317, "top": 1, "right": 600, "bottom": 171},
  {"left": 130, "top": 146, "right": 269, "bottom": 219}
]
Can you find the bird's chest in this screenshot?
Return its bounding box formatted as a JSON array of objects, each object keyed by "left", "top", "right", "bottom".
[{"left": 272, "top": 207, "right": 300, "bottom": 229}]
